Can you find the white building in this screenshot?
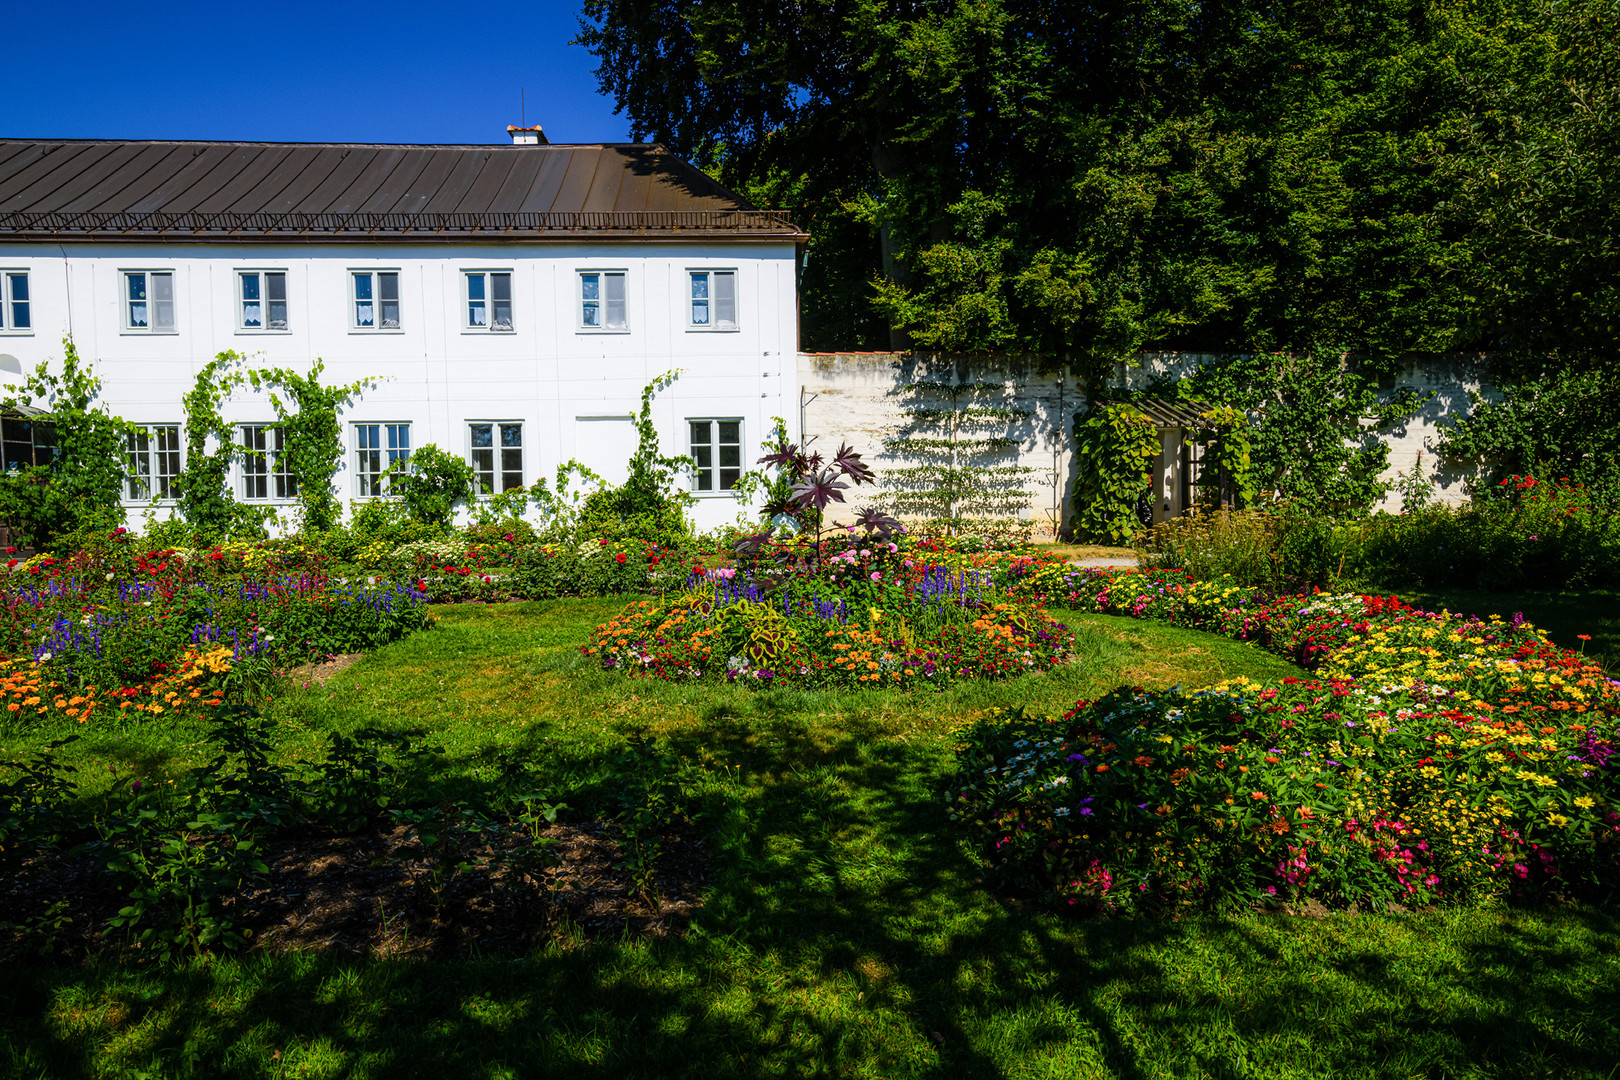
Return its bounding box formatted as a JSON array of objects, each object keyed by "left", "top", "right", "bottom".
[{"left": 0, "top": 134, "right": 805, "bottom": 531}]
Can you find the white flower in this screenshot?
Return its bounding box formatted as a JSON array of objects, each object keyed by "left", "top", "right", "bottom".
[
  {"left": 39, "top": 652, "right": 52, "bottom": 661},
  {"left": 105, "top": 573, "right": 115, "bottom": 581}
]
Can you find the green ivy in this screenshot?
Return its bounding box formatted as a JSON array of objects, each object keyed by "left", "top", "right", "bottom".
[
  {"left": 1192, "top": 405, "right": 1257, "bottom": 511},
  {"left": 248, "top": 362, "right": 378, "bottom": 532},
  {"left": 1071, "top": 402, "right": 1159, "bottom": 544},
  {"left": 1169, "top": 349, "right": 1430, "bottom": 515},
  {"left": 577, "top": 371, "right": 695, "bottom": 544},
  {"left": 172, "top": 351, "right": 270, "bottom": 541},
  {"left": 0, "top": 337, "right": 128, "bottom": 546}
]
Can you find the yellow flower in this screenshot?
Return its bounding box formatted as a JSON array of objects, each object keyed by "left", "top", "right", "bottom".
[
  {"left": 1547, "top": 813, "right": 1569, "bottom": 827},
  {"left": 1574, "top": 796, "right": 1596, "bottom": 809}
]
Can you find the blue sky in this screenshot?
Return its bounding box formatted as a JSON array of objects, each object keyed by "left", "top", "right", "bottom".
[{"left": 5, "top": 0, "right": 630, "bottom": 144}]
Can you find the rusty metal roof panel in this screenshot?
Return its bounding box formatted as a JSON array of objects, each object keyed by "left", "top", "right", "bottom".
[{"left": 0, "top": 139, "right": 806, "bottom": 241}]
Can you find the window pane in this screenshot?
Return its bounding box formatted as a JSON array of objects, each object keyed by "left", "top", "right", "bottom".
[
  {"left": 580, "top": 273, "right": 599, "bottom": 301},
  {"left": 466, "top": 274, "right": 485, "bottom": 301},
  {"left": 353, "top": 273, "right": 374, "bottom": 327},
  {"left": 690, "top": 420, "right": 710, "bottom": 446},
  {"left": 151, "top": 273, "right": 174, "bottom": 330},
  {"left": 469, "top": 423, "right": 493, "bottom": 448},
  {"left": 240, "top": 273, "right": 262, "bottom": 328},
  {"left": 125, "top": 429, "right": 150, "bottom": 499},
  {"left": 9, "top": 274, "right": 28, "bottom": 329},
  {"left": 690, "top": 273, "right": 708, "bottom": 299},
  {"left": 719, "top": 421, "right": 739, "bottom": 445},
  {"left": 379, "top": 272, "right": 400, "bottom": 328},
  {"left": 715, "top": 271, "right": 737, "bottom": 328},
  {"left": 127, "top": 273, "right": 148, "bottom": 328},
  {"left": 492, "top": 273, "right": 512, "bottom": 329},
  {"left": 605, "top": 272, "right": 626, "bottom": 329},
  {"left": 266, "top": 272, "right": 287, "bottom": 329},
  {"left": 156, "top": 425, "right": 181, "bottom": 499}
]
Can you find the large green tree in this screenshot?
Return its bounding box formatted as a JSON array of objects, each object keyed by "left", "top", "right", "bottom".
[{"left": 580, "top": 0, "right": 1620, "bottom": 494}]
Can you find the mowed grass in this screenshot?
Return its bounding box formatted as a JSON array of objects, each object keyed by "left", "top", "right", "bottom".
[{"left": 5, "top": 600, "right": 1619, "bottom": 1079}]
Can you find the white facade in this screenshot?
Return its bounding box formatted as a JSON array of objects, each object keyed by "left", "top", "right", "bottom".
[{"left": 0, "top": 241, "right": 800, "bottom": 531}]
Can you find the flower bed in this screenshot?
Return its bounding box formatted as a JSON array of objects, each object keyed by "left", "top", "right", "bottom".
[
  {"left": 0, "top": 556, "right": 432, "bottom": 727},
  {"left": 587, "top": 558, "right": 1075, "bottom": 689},
  {"left": 951, "top": 566, "right": 1620, "bottom": 911}
]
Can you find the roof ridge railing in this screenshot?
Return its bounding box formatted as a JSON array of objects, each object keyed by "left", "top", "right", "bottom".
[{"left": 0, "top": 209, "right": 797, "bottom": 235}]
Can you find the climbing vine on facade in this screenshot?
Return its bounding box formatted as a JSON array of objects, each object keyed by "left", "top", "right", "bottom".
[
  {"left": 0, "top": 336, "right": 129, "bottom": 545},
  {"left": 1071, "top": 402, "right": 1159, "bottom": 544},
  {"left": 248, "top": 362, "right": 378, "bottom": 532},
  {"left": 577, "top": 370, "right": 695, "bottom": 542},
  {"left": 173, "top": 351, "right": 270, "bottom": 539}
]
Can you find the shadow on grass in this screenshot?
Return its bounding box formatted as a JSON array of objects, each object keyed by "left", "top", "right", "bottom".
[{"left": 5, "top": 604, "right": 1617, "bottom": 1077}]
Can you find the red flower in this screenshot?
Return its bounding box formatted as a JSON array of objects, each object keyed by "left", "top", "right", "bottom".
[{"left": 615, "top": 553, "right": 628, "bottom": 564}]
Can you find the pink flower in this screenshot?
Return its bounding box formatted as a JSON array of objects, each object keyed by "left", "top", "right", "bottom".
[{"left": 870, "top": 571, "right": 882, "bottom": 581}]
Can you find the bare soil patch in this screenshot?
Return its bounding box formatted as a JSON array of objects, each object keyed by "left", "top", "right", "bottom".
[
  {"left": 284, "top": 652, "right": 365, "bottom": 685},
  {"left": 2, "top": 820, "right": 706, "bottom": 963}
]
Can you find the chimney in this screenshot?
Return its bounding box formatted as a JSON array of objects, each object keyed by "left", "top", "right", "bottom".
[{"left": 507, "top": 125, "right": 548, "bottom": 146}]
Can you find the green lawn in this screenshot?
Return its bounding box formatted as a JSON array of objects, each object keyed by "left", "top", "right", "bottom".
[{"left": 5, "top": 600, "right": 1619, "bottom": 1079}]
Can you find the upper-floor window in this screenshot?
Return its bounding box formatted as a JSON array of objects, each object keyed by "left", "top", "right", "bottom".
[
  {"left": 0, "top": 272, "right": 31, "bottom": 333},
  {"left": 352, "top": 271, "right": 401, "bottom": 331},
  {"left": 465, "top": 271, "right": 513, "bottom": 331},
  {"left": 125, "top": 424, "right": 182, "bottom": 501},
  {"left": 688, "top": 270, "right": 737, "bottom": 330},
  {"left": 238, "top": 271, "right": 288, "bottom": 331},
  {"left": 469, "top": 422, "right": 523, "bottom": 493},
  {"left": 240, "top": 424, "right": 298, "bottom": 500},
  {"left": 123, "top": 271, "right": 175, "bottom": 333},
  {"left": 578, "top": 270, "right": 627, "bottom": 331},
  {"left": 689, "top": 418, "right": 741, "bottom": 492},
  {"left": 355, "top": 422, "right": 411, "bottom": 496}
]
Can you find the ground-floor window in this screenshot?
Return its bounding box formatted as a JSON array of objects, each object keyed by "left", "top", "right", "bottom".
[
  {"left": 355, "top": 422, "right": 411, "bottom": 496},
  {"left": 240, "top": 424, "right": 298, "bottom": 500},
  {"left": 689, "top": 418, "right": 741, "bottom": 491},
  {"left": 125, "top": 424, "right": 182, "bottom": 501},
  {"left": 469, "top": 422, "right": 523, "bottom": 494}
]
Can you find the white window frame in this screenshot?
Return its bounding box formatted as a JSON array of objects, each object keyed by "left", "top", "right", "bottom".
[
  {"left": 688, "top": 417, "right": 743, "bottom": 494},
  {"left": 0, "top": 270, "right": 32, "bottom": 335},
  {"left": 467, "top": 420, "right": 525, "bottom": 495},
  {"left": 353, "top": 421, "right": 412, "bottom": 497},
  {"left": 686, "top": 268, "right": 739, "bottom": 331},
  {"left": 237, "top": 270, "right": 290, "bottom": 333},
  {"left": 576, "top": 269, "right": 628, "bottom": 332},
  {"left": 121, "top": 270, "right": 177, "bottom": 334},
  {"left": 238, "top": 423, "right": 299, "bottom": 501},
  {"left": 350, "top": 269, "right": 403, "bottom": 332},
  {"left": 125, "top": 423, "right": 183, "bottom": 502},
  {"left": 463, "top": 270, "right": 515, "bottom": 332}
]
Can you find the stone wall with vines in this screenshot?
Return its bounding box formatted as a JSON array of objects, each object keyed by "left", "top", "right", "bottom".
[{"left": 798, "top": 353, "right": 1077, "bottom": 538}]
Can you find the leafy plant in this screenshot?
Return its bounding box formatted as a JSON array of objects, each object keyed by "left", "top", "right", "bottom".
[
  {"left": 0, "top": 337, "right": 129, "bottom": 546},
  {"left": 1071, "top": 402, "right": 1159, "bottom": 544},
  {"left": 395, "top": 443, "right": 475, "bottom": 529},
  {"left": 248, "top": 362, "right": 378, "bottom": 532}
]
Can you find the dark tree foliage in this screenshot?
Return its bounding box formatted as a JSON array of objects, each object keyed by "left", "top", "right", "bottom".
[{"left": 579, "top": 0, "right": 1620, "bottom": 493}]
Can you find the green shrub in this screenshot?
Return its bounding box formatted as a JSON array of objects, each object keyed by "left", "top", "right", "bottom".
[{"left": 396, "top": 443, "right": 474, "bottom": 529}]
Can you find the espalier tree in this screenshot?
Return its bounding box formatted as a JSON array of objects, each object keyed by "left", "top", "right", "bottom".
[{"left": 882, "top": 379, "right": 1035, "bottom": 531}]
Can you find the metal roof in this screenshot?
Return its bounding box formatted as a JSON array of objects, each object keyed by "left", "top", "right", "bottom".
[{"left": 0, "top": 140, "right": 806, "bottom": 243}]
